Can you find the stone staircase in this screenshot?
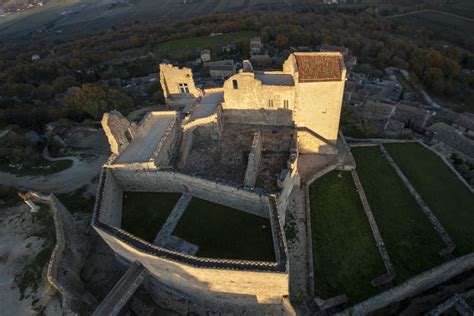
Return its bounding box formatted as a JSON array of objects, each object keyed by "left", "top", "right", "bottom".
[{"left": 92, "top": 261, "right": 147, "bottom": 316}]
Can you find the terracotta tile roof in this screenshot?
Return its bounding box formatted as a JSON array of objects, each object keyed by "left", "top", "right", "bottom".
[{"left": 295, "top": 54, "right": 342, "bottom": 82}]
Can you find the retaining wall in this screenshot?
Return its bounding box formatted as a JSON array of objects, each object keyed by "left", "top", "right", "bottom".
[{"left": 344, "top": 253, "right": 474, "bottom": 316}]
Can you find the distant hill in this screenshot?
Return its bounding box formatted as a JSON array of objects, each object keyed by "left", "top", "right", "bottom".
[{"left": 0, "top": 0, "right": 457, "bottom": 40}]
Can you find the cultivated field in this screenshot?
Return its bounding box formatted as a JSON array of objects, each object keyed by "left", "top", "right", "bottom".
[
  {"left": 154, "top": 31, "right": 256, "bottom": 60},
  {"left": 173, "top": 197, "right": 275, "bottom": 261},
  {"left": 121, "top": 192, "right": 182, "bottom": 243},
  {"left": 352, "top": 146, "right": 445, "bottom": 282},
  {"left": 385, "top": 143, "right": 474, "bottom": 256},
  {"left": 443, "top": 0, "right": 474, "bottom": 19},
  {"left": 309, "top": 171, "right": 385, "bottom": 303},
  {"left": 0, "top": 0, "right": 301, "bottom": 39},
  {"left": 393, "top": 10, "right": 474, "bottom": 45}
]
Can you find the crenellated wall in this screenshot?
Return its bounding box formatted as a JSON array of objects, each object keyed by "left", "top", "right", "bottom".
[
  {"left": 96, "top": 228, "right": 289, "bottom": 314},
  {"left": 92, "top": 167, "right": 290, "bottom": 315}
]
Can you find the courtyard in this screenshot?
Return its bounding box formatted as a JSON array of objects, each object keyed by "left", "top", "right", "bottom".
[
  {"left": 172, "top": 197, "right": 275, "bottom": 261},
  {"left": 121, "top": 192, "right": 275, "bottom": 261},
  {"left": 121, "top": 192, "right": 182, "bottom": 243},
  {"left": 181, "top": 123, "right": 293, "bottom": 192}
]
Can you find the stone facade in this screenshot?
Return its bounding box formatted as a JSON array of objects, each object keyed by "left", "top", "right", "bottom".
[
  {"left": 160, "top": 63, "right": 202, "bottom": 109},
  {"left": 161, "top": 52, "right": 346, "bottom": 154}
]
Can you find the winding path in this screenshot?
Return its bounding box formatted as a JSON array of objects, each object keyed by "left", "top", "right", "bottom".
[
  {"left": 387, "top": 9, "right": 474, "bottom": 23},
  {"left": 0, "top": 150, "right": 107, "bottom": 193}
]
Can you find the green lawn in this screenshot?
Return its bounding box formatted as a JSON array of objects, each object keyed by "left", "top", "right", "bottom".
[
  {"left": 309, "top": 171, "right": 385, "bottom": 304},
  {"left": 384, "top": 143, "right": 474, "bottom": 256},
  {"left": 121, "top": 192, "right": 182, "bottom": 243},
  {"left": 352, "top": 146, "right": 445, "bottom": 283},
  {"left": 154, "top": 31, "right": 256, "bottom": 59},
  {"left": 173, "top": 197, "right": 275, "bottom": 261}
]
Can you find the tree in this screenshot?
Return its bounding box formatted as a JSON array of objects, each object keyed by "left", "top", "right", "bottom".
[
  {"left": 423, "top": 67, "right": 444, "bottom": 89},
  {"left": 64, "top": 84, "right": 134, "bottom": 121}
]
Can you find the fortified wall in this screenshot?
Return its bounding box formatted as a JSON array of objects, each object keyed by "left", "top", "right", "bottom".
[{"left": 93, "top": 167, "right": 290, "bottom": 314}]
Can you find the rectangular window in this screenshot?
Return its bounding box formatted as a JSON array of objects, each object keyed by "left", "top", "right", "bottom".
[
  {"left": 232, "top": 79, "right": 238, "bottom": 89},
  {"left": 179, "top": 83, "right": 189, "bottom": 94},
  {"left": 268, "top": 99, "right": 274, "bottom": 107},
  {"left": 283, "top": 100, "right": 289, "bottom": 109}
]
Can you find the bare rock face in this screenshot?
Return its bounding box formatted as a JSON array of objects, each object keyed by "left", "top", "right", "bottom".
[{"left": 101, "top": 111, "right": 137, "bottom": 156}]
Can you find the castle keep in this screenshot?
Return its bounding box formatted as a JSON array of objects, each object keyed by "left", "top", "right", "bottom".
[{"left": 94, "top": 52, "right": 347, "bottom": 314}]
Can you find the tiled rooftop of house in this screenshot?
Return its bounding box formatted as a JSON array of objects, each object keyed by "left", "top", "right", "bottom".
[{"left": 295, "top": 54, "right": 342, "bottom": 83}]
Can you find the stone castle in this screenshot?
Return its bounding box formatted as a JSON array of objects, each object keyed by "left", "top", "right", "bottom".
[{"left": 93, "top": 52, "right": 348, "bottom": 314}]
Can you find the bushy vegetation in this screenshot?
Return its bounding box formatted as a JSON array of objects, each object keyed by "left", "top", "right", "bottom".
[
  {"left": 64, "top": 84, "right": 134, "bottom": 121},
  {"left": 0, "top": 9, "right": 473, "bottom": 132},
  {"left": 450, "top": 153, "right": 474, "bottom": 187},
  {"left": 0, "top": 127, "right": 72, "bottom": 175},
  {"left": 15, "top": 206, "right": 55, "bottom": 299},
  {"left": 56, "top": 185, "right": 95, "bottom": 213},
  {"left": 0, "top": 184, "right": 20, "bottom": 207},
  {"left": 309, "top": 171, "right": 385, "bottom": 303}
]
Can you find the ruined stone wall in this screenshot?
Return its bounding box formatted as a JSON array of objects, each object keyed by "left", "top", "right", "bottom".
[
  {"left": 159, "top": 64, "right": 201, "bottom": 99},
  {"left": 96, "top": 229, "right": 289, "bottom": 314},
  {"left": 222, "top": 72, "right": 295, "bottom": 126},
  {"left": 27, "top": 193, "right": 96, "bottom": 314},
  {"left": 294, "top": 78, "right": 345, "bottom": 153},
  {"left": 101, "top": 111, "right": 136, "bottom": 155},
  {"left": 244, "top": 131, "right": 262, "bottom": 187},
  {"left": 150, "top": 116, "right": 180, "bottom": 167},
  {"left": 276, "top": 167, "right": 300, "bottom": 226},
  {"left": 177, "top": 129, "right": 194, "bottom": 169},
  {"left": 100, "top": 171, "right": 123, "bottom": 227},
  {"left": 107, "top": 166, "right": 270, "bottom": 219}
]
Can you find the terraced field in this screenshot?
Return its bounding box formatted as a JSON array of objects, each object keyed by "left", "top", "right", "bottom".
[
  {"left": 352, "top": 146, "right": 445, "bottom": 283},
  {"left": 309, "top": 171, "right": 385, "bottom": 303},
  {"left": 385, "top": 143, "right": 474, "bottom": 256}
]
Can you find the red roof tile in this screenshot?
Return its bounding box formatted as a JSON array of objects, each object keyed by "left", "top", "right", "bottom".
[{"left": 295, "top": 54, "right": 342, "bottom": 82}]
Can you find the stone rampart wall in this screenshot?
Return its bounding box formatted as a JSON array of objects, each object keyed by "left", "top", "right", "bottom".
[
  {"left": 96, "top": 228, "right": 289, "bottom": 314},
  {"left": 99, "top": 171, "right": 123, "bottom": 227},
  {"left": 28, "top": 193, "right": 96, "bottom": 314},
  {"left": 108, "top": 165, "right": 270, "bottom": 219},
  {"left": 92, "top": 168, "right": 290, "bottom": 313}
]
